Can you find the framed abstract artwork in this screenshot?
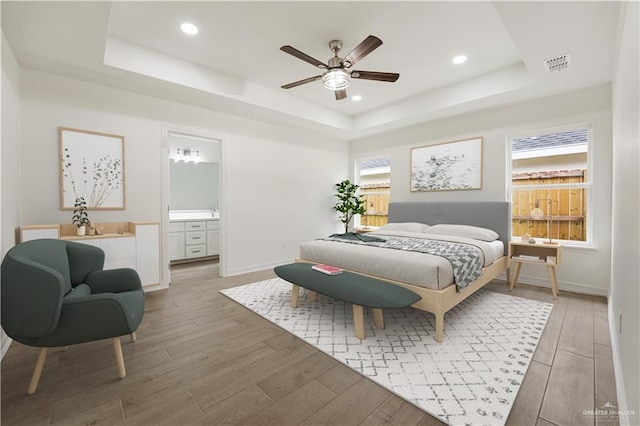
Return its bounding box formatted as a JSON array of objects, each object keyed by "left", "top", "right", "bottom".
[
  {"left": 59, "top": 127, "right": 125, "bottom": 210},
  {"left": 410, "top": 137, "right": 482, "bottom": 192}
]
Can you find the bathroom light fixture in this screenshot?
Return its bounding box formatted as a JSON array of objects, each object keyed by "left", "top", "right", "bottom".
[
  {"left": 322, "top": 69, "right": 350, "bottom": 90},
  {"left": 180, "top": 23, "right": 198, "bottom": 35},
  {"left": 351, "top": 95, "right": 362, "bottom": 102},
  {"left": 530, "top": 199, "right": 559, "bottom": 244},
  {"left": 176, "top": 148, "right": 200, "bottom": 162}
]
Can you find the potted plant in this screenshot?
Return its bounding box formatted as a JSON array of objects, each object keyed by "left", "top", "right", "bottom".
[
  {"left": 333, "top": 179, "right": 366, "bottom": 234},
  {"left": 72, "top": 197, "right": 90, "bottom": 236}
]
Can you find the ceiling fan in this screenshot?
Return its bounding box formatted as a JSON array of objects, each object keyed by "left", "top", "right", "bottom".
[{"left": 280, "top": 35, "right": 400, "bottom": 100}]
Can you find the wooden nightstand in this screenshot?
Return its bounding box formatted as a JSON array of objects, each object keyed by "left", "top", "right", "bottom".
[{"left": 508, "top": 240, "right": 563, "bottom": 298}]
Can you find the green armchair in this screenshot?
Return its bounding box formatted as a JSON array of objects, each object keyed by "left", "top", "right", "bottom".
[{"left": 1, "top": 239, "right": 145, "bottom": 394}]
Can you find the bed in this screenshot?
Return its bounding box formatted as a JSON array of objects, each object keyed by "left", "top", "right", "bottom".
[{"left": 297, "top": 201, "right": 510, "bottom": 342}]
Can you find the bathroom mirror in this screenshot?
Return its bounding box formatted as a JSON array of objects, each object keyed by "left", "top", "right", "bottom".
[{"left": 170, "top": 160, "right": 219, "bottom": 210}]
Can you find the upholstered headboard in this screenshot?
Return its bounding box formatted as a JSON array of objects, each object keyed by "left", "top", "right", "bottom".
[{"left": 387, "top": 201, "right": 511, "bottom": 255}]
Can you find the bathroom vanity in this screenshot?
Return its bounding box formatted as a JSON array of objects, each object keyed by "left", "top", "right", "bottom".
[{"left": 169, "top": 210, "right": 219, "bottom": 262}]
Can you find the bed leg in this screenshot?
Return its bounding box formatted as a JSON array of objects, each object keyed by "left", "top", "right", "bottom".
[{"left": 435, "top": 313, "right": 444, "bottom": 343}]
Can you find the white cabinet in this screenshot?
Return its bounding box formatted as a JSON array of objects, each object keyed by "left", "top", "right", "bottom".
[
  {"left": 169, "top": 222, "right": 185, "bottom": 261},
  {"left": 185, "top": 221, "right": 206, "bottom": 259},
  {"left": 21, "top": 226, "right": 59, "bottom": 242},
  {"left": 73, "top": 232, "right": 159, "bottom": 287},
  {"left": 74, "top": 237, "right": 137, "bottom": 269},
  {"left": 134, "top": 223, "right": 160, "bottom": 287},
  {"left": 169, "top": 219, "right": 219, "bottom": 261},
  {"left": 100, "top": 237, "right": 136, "bottom": 270},
  {"left": 207, "top": 220, "right": 219, "bottom": 256},
  {"left": 19, "top": 222, "right": 162, "bottom": 290}
]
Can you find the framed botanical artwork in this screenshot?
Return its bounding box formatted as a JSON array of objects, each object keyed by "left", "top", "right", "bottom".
[
  {"left": 411, "top": 137, "right": 482, "bottom": 192},
  {"left": 59, "top": 127, "right": 125, "bottom": 210}
]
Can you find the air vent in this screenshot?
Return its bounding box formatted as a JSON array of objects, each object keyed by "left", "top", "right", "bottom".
[{"left": 543, "top": 53, "right": 572, "bottom": 73}]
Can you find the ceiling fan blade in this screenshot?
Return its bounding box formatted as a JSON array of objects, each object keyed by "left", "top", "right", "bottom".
[
  {"left": 341, "top": 35, "right": 383, "bottom": 68},
  {"left": 281, "top": 75, "right": 323, "bottom": 89},
  {"left": 280, "top": 46, "right": 328, "bottom": 69},
  {"left": 351, "top": 70, "right": 400, "bottom": 82},
  {"left": 335, "top": 89, "right": 347, "bottom": 100}
]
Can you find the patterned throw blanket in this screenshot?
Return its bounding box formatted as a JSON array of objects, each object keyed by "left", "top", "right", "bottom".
[{"left": 325, "top": 233, "right": 485, "bottom": 291}]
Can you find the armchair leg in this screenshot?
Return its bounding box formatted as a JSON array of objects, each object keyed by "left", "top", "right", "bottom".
[
  {"left": 112, "top": 337, "right": 126, "bottom": 379},
  {"left": 28, "top": 348, "right": 48, "bottom": 395},
  {"left": 130, "top": 332, "right": 137, "bottom": 343}
]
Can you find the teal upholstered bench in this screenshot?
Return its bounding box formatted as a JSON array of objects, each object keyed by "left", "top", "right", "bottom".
[{"left": 274, "top": 263, "right": 421, "bottom": 339}]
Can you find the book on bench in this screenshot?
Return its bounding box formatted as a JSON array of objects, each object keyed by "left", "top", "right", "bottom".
[{"left": 312, "top": 264, "right": 343, "bottom": 275}]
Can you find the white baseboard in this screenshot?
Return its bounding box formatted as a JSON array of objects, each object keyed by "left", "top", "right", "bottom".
[
  {"left": 504, "top": 272, "right": 608, "bottom": 296},
  {"left": 608, "top": 301, "right": 634, "bottom": 426},
  {"left": 225, "top": 259, "right": 293, "bottom": 277}
]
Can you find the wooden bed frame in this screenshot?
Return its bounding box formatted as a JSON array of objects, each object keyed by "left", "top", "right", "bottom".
[{"left": 298, "top": 201, "right": 510, "bottom": 343}]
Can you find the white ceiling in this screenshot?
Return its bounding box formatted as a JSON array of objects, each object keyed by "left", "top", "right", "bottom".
[{"left": 1, "top": 1, "right": 621, "bottom": 139}]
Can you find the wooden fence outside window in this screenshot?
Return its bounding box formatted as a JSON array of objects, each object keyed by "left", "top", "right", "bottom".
[
  {"left": 511, "top": 169, "right": 586, "bottom": 241},
  {"left": 360, "top": 184, "right": 390, "bottom": 227}
]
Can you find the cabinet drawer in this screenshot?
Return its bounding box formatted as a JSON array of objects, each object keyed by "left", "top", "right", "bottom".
[
  {"left": 169, "top": 222, "right": 185, "bottom": 233},
  {"left": 185, "top": 244, "right": 206, "bottom": 258},
  {"left": 185, "top": 231, "right": 206, "bottom": 245},
  {"left": 206, "top": 220, "right": 219, "bottom": 230},
  {"left": 185, "top": 221, "right": 206, "bottom": 231}
]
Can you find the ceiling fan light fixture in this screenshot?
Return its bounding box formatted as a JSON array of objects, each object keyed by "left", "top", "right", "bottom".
[{"left": 322, "top": 69, "right": 350, "bottom": 90}]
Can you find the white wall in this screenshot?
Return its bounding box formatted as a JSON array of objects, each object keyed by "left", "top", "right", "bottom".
[
  {"left": 350, "top": 84, "right": 613, "bottom": 296},
  {"left": 19, "top": 69, "right": 348, "bottom": 277},
  {"left": 1, "top": 33, "right": 22, "bottom": 357},
  {"left": 610, "top": 1, "right": 640, "bottom": 423}
]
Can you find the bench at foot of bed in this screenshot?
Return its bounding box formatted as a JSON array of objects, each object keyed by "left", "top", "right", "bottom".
[{"left": 274, "top": 263, "right": 422, "bottom": 340}]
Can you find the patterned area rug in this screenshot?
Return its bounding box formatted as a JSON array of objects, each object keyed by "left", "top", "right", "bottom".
[{"left": 221, "top": 278, "right": 553, "bottom": 426}]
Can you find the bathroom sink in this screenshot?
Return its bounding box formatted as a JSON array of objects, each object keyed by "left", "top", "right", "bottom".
[{"left": 170, "top": 210, "right": 220, "bottom": 221}]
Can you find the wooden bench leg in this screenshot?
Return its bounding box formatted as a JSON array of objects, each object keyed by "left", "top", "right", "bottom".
[
  {"left": 130, "top": 332, "right": 137, "bottom": 343},
  {"left": 353, "top": 305, "right": 365, "bottom": 339},
  {"left": 372, "top": 308, "right": 384, "bottom": 329},
  {"left": 290, "top": 284, "right": 300, "bottom": 308},
  {"left": 309, "top": 291, "right": 318, "bottom": 302}
]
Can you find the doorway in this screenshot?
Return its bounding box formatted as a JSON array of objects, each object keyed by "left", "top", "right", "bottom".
[{"left": 161, "top": 129, "right": 224, "bottom": 286}]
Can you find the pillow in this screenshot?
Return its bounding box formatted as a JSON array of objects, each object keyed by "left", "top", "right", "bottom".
[
  {"left": 426, "top": 224, "right": 499, "bottom": 241},
  {"left": 377, "top": 222, "right": 431, "bottom": 233}
]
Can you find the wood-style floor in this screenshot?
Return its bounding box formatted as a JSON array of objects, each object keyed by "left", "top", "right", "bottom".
[{"left": 1, "top": 261, "right": 618, "bottom": 425}]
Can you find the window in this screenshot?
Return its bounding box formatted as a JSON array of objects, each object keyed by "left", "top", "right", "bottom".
[
  {"left": 355, "top": 157, "right": 391, "bottom": 229},
  {"left": 509, "top": 125, "right": 590, "bottom": 243}
]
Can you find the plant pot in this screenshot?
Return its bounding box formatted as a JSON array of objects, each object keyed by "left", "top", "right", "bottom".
[{"left": 77, "top": 225, "right": 86, "bottom": 236}]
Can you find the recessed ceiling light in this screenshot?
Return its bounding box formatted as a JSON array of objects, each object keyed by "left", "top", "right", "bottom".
[
  {"left": 181, "top": 23, "right": 198, "bottom": 35},
  {"left": 352, "top": 95, "right": 362, "bottom": 102},
  {"left": 452, "top": 55, "right": 467, "bottom": 65}
]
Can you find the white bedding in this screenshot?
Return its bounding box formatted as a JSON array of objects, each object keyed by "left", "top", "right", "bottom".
[{"left": 298, "top": 230, "right": 504, "bottom": 291}]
